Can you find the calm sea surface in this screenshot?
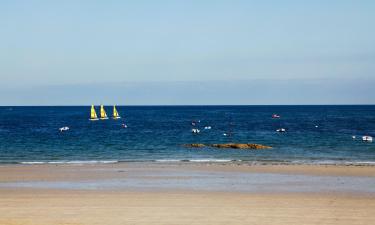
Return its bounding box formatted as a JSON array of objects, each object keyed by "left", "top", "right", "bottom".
[{"left": 0, "top": 106, "right": 374, "bottom": 165}]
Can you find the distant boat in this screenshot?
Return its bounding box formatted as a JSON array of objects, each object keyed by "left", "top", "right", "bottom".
[
  {"left": 272, "top": 114, "right": 281, "bottom": 119},
  {"left": 276, "top": 128, "right": 286, "bottom": 132},
  {"left": 100, "top": 105, "right": 109, "bottom": 120},
  {"left": 89, "top": 105, "right": 99, "bottom": 121},
  {"left": 59, "top": 126, "right": 69, "bottom": 132},
  {"left": 112, "top": 105, "right": 121, "bottom": 119},
  {"left": 362, "top": 136, "right": 373, "bottom": 142},
  {"left": 192, "top": 128, "right": 200, "bottom": 134}
]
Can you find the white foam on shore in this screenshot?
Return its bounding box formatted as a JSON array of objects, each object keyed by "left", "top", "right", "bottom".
[
  {"left": 350, "top": 161, "right": 375, "bottom": 165},
  {"left": 20, "top": 161, "right": 45, "bottom": 164},
  {"left": 188, "top": 159, "right": 233, "bottom": 162},
  {"left": 155, "top": 159, "right": 184, "bottom": 162},
  {"left": 17, "top": 159, "right": 375, "bottom": 166},
  {"left": 288, "top": 159, "right": 375, "bottom": 166},
  {"left": 21, "top": 160, "right": 118, "bottom": 165},
  {"left": 155, "top": 159, "right": 237, "bottom": 163}
]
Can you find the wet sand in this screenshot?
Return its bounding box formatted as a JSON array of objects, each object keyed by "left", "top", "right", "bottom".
[
  {"left": 1, "top": 162, "right": 375, "bottom": 182},
  {"left": 0, "top": 163, "right": 375, "bottom": 225}
]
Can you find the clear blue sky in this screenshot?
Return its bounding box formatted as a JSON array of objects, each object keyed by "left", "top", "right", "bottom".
[{"left": 0, "top": 0, "right": 374, "bottom": 105}]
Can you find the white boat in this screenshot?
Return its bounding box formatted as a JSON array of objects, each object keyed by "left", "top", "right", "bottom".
[
  {"left": 204, "top": 126, "right": 211, "bottom": 130},
  {"left": 59, "top": 126, "right": 69, "bottom": 132},
  {"left": 89, "top": 105, "right": 99, "bottom": 121},
  {"left": 192, "top": 128, "right": 200, "bottom": 134},
  {"left": 362, "top": 136, "right": 373, "bottom": 142},
  {"left": 276, "top": 128, "right": 286, "bottom": 132}
]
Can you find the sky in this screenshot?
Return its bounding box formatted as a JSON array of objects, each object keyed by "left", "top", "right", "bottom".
[{"left": 0, "top": 0, "right": 374, "bottom": 105}]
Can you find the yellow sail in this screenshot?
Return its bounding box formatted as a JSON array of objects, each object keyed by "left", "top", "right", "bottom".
[
  {"left": 89, "top": 105, "right": 99, "bottom": 121},
  {"left": 113, "top": 105, "right": 121, "bottom": 119},
  {"left": 100, "top": 105, "right": 108, "bottom": 119}
]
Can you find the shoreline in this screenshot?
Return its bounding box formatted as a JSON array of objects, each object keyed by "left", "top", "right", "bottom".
[
  {"left": 2, "top": 161, "right": 375, "bottom": 175},
  {"left": 3, "top": 159, "right": 375, "bottom": 166}
]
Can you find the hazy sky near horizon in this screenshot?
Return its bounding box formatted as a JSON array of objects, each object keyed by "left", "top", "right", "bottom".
[{"left": 0, "top": 0, "right": 374, "bottom": 104}]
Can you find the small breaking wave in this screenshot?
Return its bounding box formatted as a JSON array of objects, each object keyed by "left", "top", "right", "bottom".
[
  {"left": 20, "top": 160, "right": 119, "bottom": 165},
  {"left": 155, "top": 159, "right": 238, "bottom": 163},
  {"left": 14, "top": 159, "right": 375, "bottom": 166}
]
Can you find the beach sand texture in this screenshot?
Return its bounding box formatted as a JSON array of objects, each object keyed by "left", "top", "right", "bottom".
[{"left": 0, "top": 163, "right": 374, "bottom": 225}]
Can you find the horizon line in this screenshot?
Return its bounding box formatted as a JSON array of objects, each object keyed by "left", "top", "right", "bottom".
[{"left": 1, "top": 104, "right": 374, "bottom": 107}]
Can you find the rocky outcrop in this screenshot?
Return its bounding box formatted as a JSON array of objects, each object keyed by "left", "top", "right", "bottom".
[
  {"left": 183, "top": 143, "right": 206, "bottom": 148},
  {"left": 183, "top": 143, "right": 271, "bottom": 149}
]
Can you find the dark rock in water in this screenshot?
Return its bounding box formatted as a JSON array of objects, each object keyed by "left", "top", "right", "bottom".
[
  {"left": 183, "top": 143, "right": 271, "bottom": 149},
  {"left": 183, "top": 144, "right": 206, "bottom": 148}
]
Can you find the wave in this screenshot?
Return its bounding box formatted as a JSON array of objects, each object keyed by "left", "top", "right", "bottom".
[
  {"left": 155, "top": 159, "right": 238, "bottom": 163},
  {"left": 20, "top": 160, "right": 119, "bottom": 165},
  {"left": 286, "top": 159, "right": 375, "bottom": 166},
  {"left": 13, "top": 159, "right": 375, "bottom": 166},
  {"left": 189, "top": 159, "right": 234, "bottom": 162},
  {"left": 154, "top": 159, "right": 185, "bottom": 162}
]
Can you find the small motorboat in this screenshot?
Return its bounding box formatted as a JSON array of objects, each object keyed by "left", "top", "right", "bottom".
[
  {"left": 204, "top": 126, "right": 211, "bottom": 130},
  {"left": 192, "top": 128, "right": 200, "bottom": 134},
  {"left": 276, "top": 128, "right": 286, "bottom": 132},
  {"left": 362, "top": 136, "right": 373, "bottom": 142},
  {"left": 59, "top": 126, "right": 69, "bottom": 132},
  {"left": 272, "top": 114, "right": 281, "bottom": 119},
  {"left": 122, "top": 123, "right": 127, "bottom": 128}
]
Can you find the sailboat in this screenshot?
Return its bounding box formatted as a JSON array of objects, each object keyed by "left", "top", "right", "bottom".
[
  {"left": 112, "top": 105, "right": 121, "bottom": 119},
  {"left": 100, "top": 105, "right": 109, "bottom": 120},
  {"left": 89, "top": 105, "right": 99, "bottom": 121}
]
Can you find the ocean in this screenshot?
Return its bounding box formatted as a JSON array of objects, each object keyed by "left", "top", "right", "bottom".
[{"left": 0, "top": 105, "right": 374, "bottom": 165}]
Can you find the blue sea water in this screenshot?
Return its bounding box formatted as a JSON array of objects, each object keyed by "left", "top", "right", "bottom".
[{"left": 0, "top": 105, "right": 374, "bottom": 165}]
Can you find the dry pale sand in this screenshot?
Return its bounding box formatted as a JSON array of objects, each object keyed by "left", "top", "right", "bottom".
[
  {"left": 0, "top": 163, "right": 375, "bottom": 225},
  {"left": 1, "top": 189, "right": 374, "bottom": 225}
]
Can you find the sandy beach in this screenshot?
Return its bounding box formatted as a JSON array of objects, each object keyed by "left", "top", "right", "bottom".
[
  {"left": 0, "top": 163, "right": 375, "bottom": 225},
  {"left": 1, "top": 189, "right": 375, "bottom": 225}
]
